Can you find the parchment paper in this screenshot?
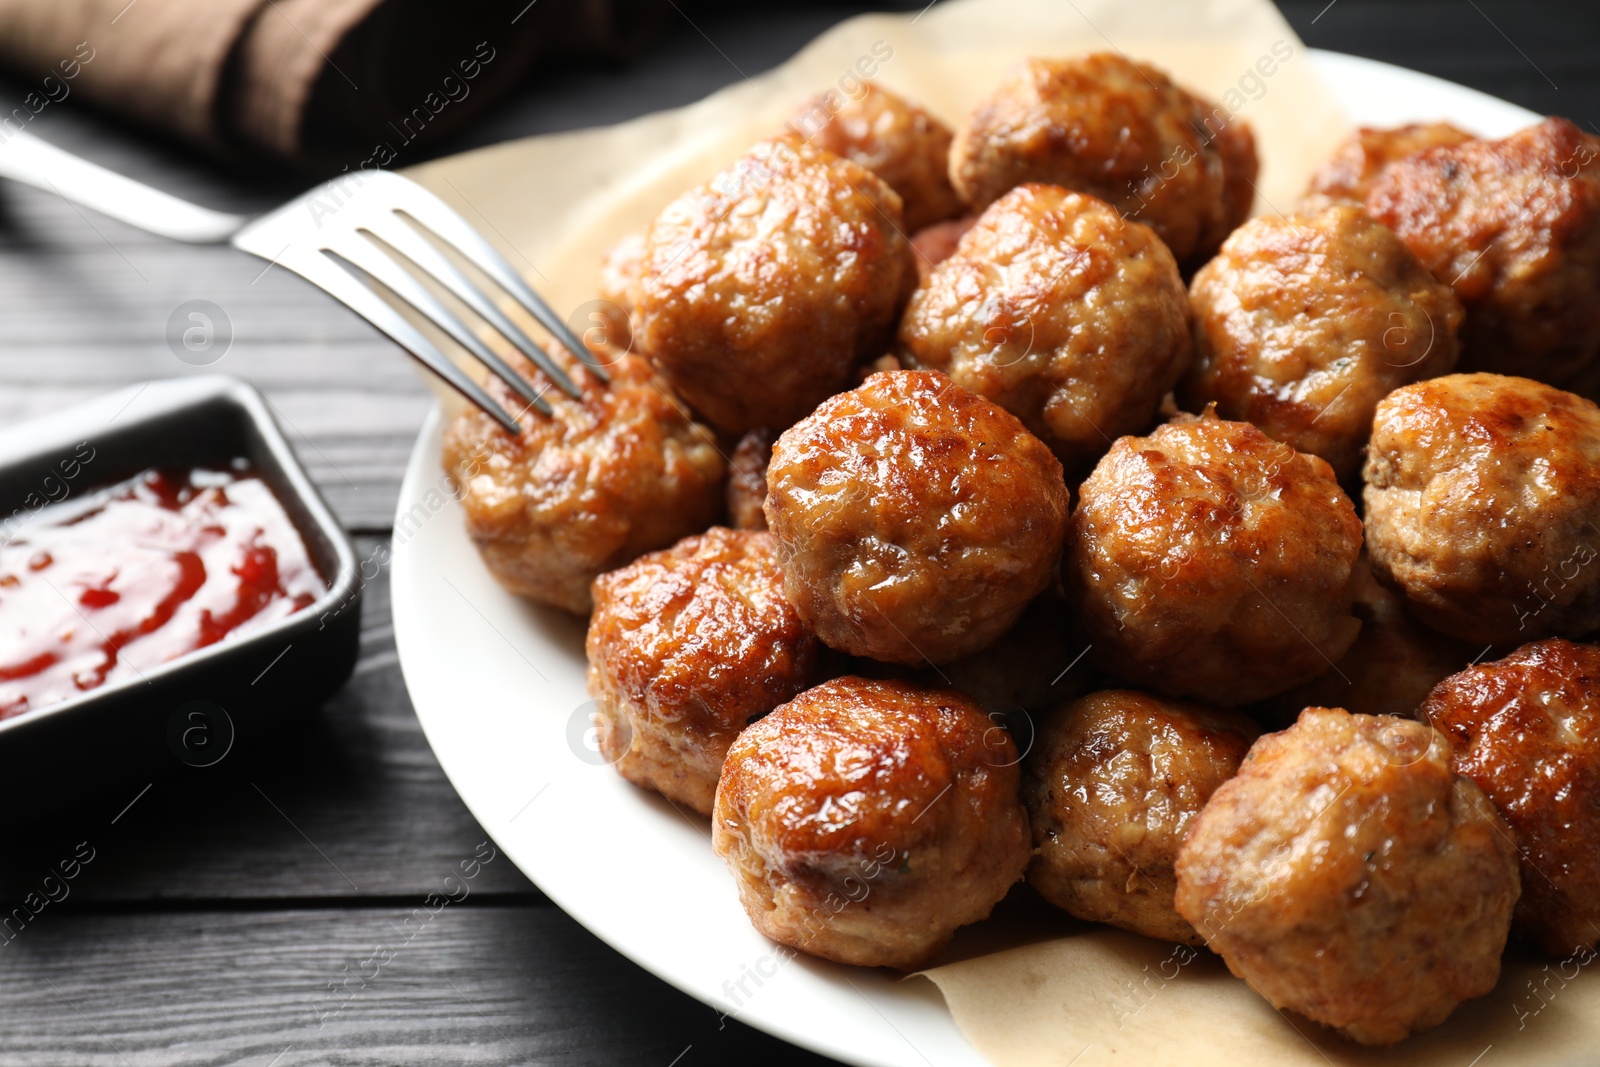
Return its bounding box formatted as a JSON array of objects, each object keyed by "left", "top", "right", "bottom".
[{"left": 397, "top": 2, "right": 1594, "bottom": 1064}]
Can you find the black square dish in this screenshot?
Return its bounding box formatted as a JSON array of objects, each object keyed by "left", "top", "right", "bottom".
[{"left": 0, "top": 376, "right": 361, "bottom": 822}]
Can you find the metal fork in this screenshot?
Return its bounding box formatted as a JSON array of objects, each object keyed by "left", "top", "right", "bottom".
[{"left": 0, "top": 129, "right": 607, "bottom": 434}]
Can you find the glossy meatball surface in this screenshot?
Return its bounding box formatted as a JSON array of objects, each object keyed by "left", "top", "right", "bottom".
[
  {"left": 442, "top": 350, "right": 725, "bottom": 615},
  {"left": 1181, "top": 204, "right": 1463, "bottom": 481},
  {"left": 713, "top": 676, "right": 1030, "bottom": 969},
  {"left": 587, "top": 528, "right": 819, "bottom": 814},
  {"left": 1364, "top": 373, "right": 1600, "bottom": 643},
  {"left": 796, "top": 81, "right": 963, "bottom": 232},
  {"left": 631, "top": 137, "right": 915, "bottom": 433},
  {"left": 1023, "top": 690, "right": 1258, "bottom": 944},
  {"left": 910, "top": 215, "right": 978, "bottom": 285},
  {"left": 900, "top": 184, "right": 1192, "bottom": 472},
  {"left": 1175, "top": 708, "right": 1520, "bottom": 1045},
  {"left": 1068, "top": 413, "right": 1362, "bottom": 704},
  {"left": 764, "top": 370, "right": 1069, "bottom": 666},
  {"left": 1305, "top": 122, "right": 1475, "bottom": 205},
  {"left": 1366, "top": 118, "right": 1600, "bottom": 395},
  {"left": 950, "top": 54, "right": 1257, "bottom": 267},
  {"left": 1421, "top": 639, "right": 1600, "bottom": 955},
  {"left": 725, "top": 429, "right": 774, "bottom": 531}
]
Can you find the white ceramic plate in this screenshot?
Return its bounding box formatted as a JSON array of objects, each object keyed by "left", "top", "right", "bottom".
[{"left": 391, "top": 51, "right": 1540, "bottom": 1067}]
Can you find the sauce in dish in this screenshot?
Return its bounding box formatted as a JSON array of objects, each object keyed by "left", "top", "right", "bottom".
[{"left": 0, "top": 464, "right": 324, "bottom": 719}]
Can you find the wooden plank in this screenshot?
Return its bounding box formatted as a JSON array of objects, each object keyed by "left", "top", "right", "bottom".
[{"left": 0, "top": 905, "right": 841, "bottom": 1065}]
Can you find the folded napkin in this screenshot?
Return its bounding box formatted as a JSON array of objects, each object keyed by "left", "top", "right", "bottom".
[{"left": 0, "top": 0, "right": 666, "bottom": 169}]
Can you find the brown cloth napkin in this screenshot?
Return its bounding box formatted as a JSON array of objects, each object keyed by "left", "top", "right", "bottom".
[{"left": 0, "top": 0, "right": 666, "bottom": 170}]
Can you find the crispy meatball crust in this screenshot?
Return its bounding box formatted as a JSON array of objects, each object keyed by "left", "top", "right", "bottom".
[
  {"left": 1305, "top": 123, "right": 1476, "bottom": 205},
  {"left": 1366, "top": 118, "right": 1600, "bottom": 394},
  {"left": 1067, "top": 413, "right": 1362, "bottom": 704},
  {"left": 950, "top": 54, "right": 1257, "bottom": 267},
  {"left": 631, "top": 137, "right": 916, "bottom": 434},
  {"left": 900, "top": 184, "right": 1192, "bottom": 472},
  {"left": 1422, "top": 639, "right": 1600, "bottom": 955},
  {"left": 442, "top": 350, "right": 725, "bottom": 615},
  {"left": 586, "top": 528, "right": 819, "bottom": 814},
  {"left": 796, "top": 81, "right": 964, "bottom": 232},
  {"left": 1023, "top": 690, "right": 1259, "bottom": 944},
  {"left": 1181, "top": 204, "right": 1464, "bottom": 482},
  {"left": 764, "top": 370, "right": 1069, "bottom": 666},
  {"left": 725, "top": 429, "right": 774, "bottom": 531},
  {"left": 1175, "top": 708, "right": 1521, "bottom": 1046},
  {"left": 1364, "top": 373, "right": 1600, "bottom": 643},
  {"left": 712, "top": 676, "right": 1030, "bottom": 969}
]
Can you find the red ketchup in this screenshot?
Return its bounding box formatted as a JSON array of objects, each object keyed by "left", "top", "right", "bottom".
[{"left": 0, "top": 464, "right": 325, "bottom": 719}]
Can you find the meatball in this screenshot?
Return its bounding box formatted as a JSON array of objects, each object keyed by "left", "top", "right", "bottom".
[
  {"left": 764, "top": 370, "right": 1069, "bottom": 666},
  {"left": 950, "top": 54, "right": 1258, "bottom": 267},
  {"left": 899, "top": 184, "right": 1192, "bottom": 472},
  {"left": 794, "top": 81, "right": 964, "bottom": 232},
  {"left": 1422, "top": 639, "right": 1600, "bottom": 955},
  {"left": 1305, "top": 122, "right": 1475, "bottom": 205},
  {"left": 725, "top": 429, "right": 774, "bottom": 531},
  {"left": 1023, "top": 690, "right": 1259, "bottom": 944},
  {"left": 712, "top": 676, "right": 1030, "bottom": 969},
  {"left": 1175, "top": 707, "right": 1520, "bottom": 1045},
  {"left": 910, "top": 215, "right": 978, "bottom": 285},
  {"left": 1181, "top": 203, "right": 1464, "bottom": 481},
  {"left": 586, "top": 527, "right": 819, "bottom": 814},
  {"left": 1254, "top": 556, "right": 1477, "bottom": 724},
  {"left": 938, "top": 591, "right": 1095, "bottom": 720},
  {"left": 631, "top": 137, "right": 916, "bottom": 434},
  {"left": 1067, "top": 412, "right": 1362, "bottom": 704},
  {"left": 1364, "top": 373, "right": 1600, "bottom": 644},
  {"left": 442, "top": 349, "right": 725, "bottom": 615},
  {"left": 1366, "top": 118, "right": 1600, "bottom": 395}
]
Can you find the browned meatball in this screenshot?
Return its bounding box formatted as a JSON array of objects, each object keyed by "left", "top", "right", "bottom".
[
  {"left": 794, "top": 81, "right": 964, "bottom": 232},
  {"left": 1305, "top": 122, "right": 1476, "bottom": 204},
  {"left": 442, "top": 349, "right": 725, "bottom": 615},
  {"left": 950, "top": 54, "right": 1258, "bottom": 267},
  {"left": 631, "top": 137, "right": 916, "bottom": 433},
  {"left": 1023, "top": 690, "right": 1258, "bottom": 944},
  {"left": 938, "top": 591, "right": 1095, "bottom": 719},
  {"left": 586, "top": 528, "right": 819, "bottom": 813},
  {"left": 712, "top": 676, "right": 1030, "bottom": 969},
  {"left": 1364, "top": 373, "right": 1600, "bottom": 644},
  {"left": 1181, "top": 203, "right": 1464, "bottom": 481},
  {"left": 1067, "top": 412, "right": 1362, "bottom": 704},
  {"left": 1367, "top": 118, "right": 1600, "bottom": 394},
  {"left": 909, "top": 215, "right": 978, "bottom": 285},
  {"left": 725, "top": 429, "right": 774, "bottom": 531},
  {"left": 1422, "top": 639, "right": 1600, "bottom": 955},
  {"left": 765, "top": 370, "right": 1069, "bottom": 666},
  {"left": 1254, "top": 556, "right": 1477, "bottom": 724},
  {"left": 900, "top": 184, "right": 1192, "bottom": 472},
  {"left": 1175, "top": 707, "right": 1520, "bottom": 1045}
]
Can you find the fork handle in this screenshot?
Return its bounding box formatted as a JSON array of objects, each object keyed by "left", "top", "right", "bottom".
[{"left": 0, "top": 129, "right": 249, "bottom": 244}]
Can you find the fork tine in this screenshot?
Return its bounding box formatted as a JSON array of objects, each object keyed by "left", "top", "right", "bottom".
[
  {"left": 360, "top": 212, "right": 581, "bottom": 399},
  {"left": 331, "top": 234, "right": 552, "bottom": 417},
  {"left": 393, "top": 195, "right": 612, "bottom": 383},
  {"left": 265, "top": 244, "right": 524, "bottom": 435}
]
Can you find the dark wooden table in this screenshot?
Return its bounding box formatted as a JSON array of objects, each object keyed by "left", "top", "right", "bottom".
[{"left": 0, "top": 2, "right": 1594, "bottom": 1063}]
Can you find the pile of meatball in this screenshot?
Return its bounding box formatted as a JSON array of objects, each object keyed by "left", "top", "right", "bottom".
[{"left": 441, "top": 52, "right": 1600, "bottom": 1047}]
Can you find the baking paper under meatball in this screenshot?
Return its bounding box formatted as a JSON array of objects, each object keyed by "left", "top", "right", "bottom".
[
  {"left": 1422, "top": 639, "right": 1600, "bottom": 956},
  {"left": 1181, "top": 203, "right": 1463, "bottom": 482},
  {"left": 1364, "top": 373, "right": 1600, "bottom": 644},
  {"left": 1304, "top": 122, "right": 1475, "bottom": 205},
  {"left": 631, "top": 137, "right": 916, "bottom": 433},
  {"left": 794, "top": 81, "right": 964, "bottom": 232},
  {"left": 764, "top": 370, "right": 1069, "bottom": 666},
  {"left": 900, "top": 184, "right": 1192, "bottom": 472},
  {"left": 712, "top": 676, "right": 1030, "bottom": 969},
  {"left": 1176, "top": 707, "right": 1520, "bottom": 1046},
  {"left": 442, "top": 349, "right": 725, "bottom": 615},
  {"left": 725, "top": 429, "right": 774, "bottom": 531},
  {"left": 1023, "top": 690, "right": 1258, "bottom": 944},
  {"left": 1067, "top": 412, "right": 1362, "bottom": 704},
  {"left": 586, "top": 527, "right": 819, "bottom": 814},
  {"left": 950, "top": 54, "right": 1257, "bottom": 268},
  {"left": 1366, "top": 118, "right": 1600, "bottom": 395}
]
